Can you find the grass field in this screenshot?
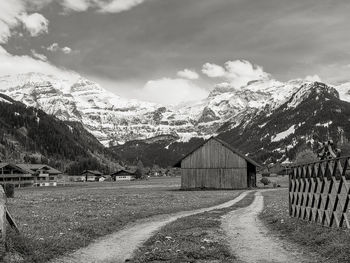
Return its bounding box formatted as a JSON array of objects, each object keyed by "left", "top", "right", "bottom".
[
  {"left": 131, "top": 191, "right": 255, "bottom": 263},
  {"left": 260, "top": 189, "right": 350, "bottom": 263},
  {"left": 6, "top": 177, "right": 243, "bottom": 263}
]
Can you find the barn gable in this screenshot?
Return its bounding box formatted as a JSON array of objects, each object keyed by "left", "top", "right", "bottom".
[
  {"left": 174, "top": 137, "right": 260, "bottom": 168},
  {"left": 181, "top": 138, "right": 247, "bottom": 169}
]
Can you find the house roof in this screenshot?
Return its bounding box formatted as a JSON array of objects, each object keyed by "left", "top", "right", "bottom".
[
  {"left": 111, "top": 169, "right": 136, "bottom": 176},
  {"left": 0, "top": 163, "right": 33, "bottom": 174},
  {"left": 173, "top": 136, "right": 260, "bottom": 168},
  {"left": 81, "top": 170, "right": 103, "bottom": 175},
  {"left": 16, "top": 164, "right": 62, "bottom": 175}
]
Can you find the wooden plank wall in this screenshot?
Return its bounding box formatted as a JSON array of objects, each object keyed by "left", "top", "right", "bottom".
[
  {"left": 181, "top": 168, "right": 247, "bottom": 189},
  {"left": 181, "top": 139, "right": 248, "bottom": 189}
]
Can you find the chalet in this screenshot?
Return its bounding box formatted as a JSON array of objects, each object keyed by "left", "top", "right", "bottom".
[
  {"left": 0, "top": 163, "right": 34, "bottom": 187},
  {"left": 16, "top": 164, "right": 62, "bottom": 187},
  {"left": 174, "top": 137, "right": 260, "bottom": 190},
  {"left": 111, "top": 169, "right": 136, "bottom": 181},
  {"left": 81, "top": 170, "right": 103, "bottom": 182}
]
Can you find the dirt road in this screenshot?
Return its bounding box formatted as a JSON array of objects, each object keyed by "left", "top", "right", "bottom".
[
  {"left": 51, "top": 191, "right": 249, "bottom": 263},
  {"left": 222, "top": 191, "right": 317, "bottom": 263}
]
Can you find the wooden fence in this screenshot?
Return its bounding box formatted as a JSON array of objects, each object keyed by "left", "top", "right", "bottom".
[{"left": 289, "top": 156, "right": 350, "bottom": 228}]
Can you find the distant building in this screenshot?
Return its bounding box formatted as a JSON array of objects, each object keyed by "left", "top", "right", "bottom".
[
  {"left": 174, "top": 137, "right": 260, "bottom": 190},
  {"left": 17, "top": 164, "right": 62, "bottom": 187},
  {"left": 0, "top": 163, "right": 34, "bottom": 187},
  {"left": 68, "top": 175, "right": 86, "bottom": 182},
  {"left": 111, "top": 169, "right": 136, "bottom": 181},
  {"left": 81, "top": 170, "right": 103, "bottom": 182}
]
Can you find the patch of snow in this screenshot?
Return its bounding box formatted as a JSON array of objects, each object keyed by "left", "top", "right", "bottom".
[
  {"left": 316, "top": 121, "right": 332, "bottom": 127},
  {"left": 258, "top": 122, "right": 267, "bottom": 128},
  {"left": 0, "top": 97, "right": 12, "bottom": 104},
  {"left": 271, "top": 125, "right": 296, "bottom": 142}
]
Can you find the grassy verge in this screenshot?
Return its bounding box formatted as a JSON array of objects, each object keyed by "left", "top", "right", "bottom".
[
  {"left": 260, "top": 189, "right": 350, "bottom": 263},
  {"left": 130, "top": 192, "right": 255, "bottom": 263},
  {"left": 5, "top": 178, "right": 243, "bottom": 263}
]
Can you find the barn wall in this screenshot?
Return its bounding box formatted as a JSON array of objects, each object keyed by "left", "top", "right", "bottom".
[
  {"left": 181, "top": 168, "right": 248, "bottom": 189},
  {"left": 181, "top": 139, "right": 247, "bottom": 169}
]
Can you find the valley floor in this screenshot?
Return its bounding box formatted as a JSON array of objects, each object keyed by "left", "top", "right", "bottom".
[
  {"left": 6, "top": 180, "right": 348, "bottom": 263},
  {"left": 5, "top": 177, "right": 242, "bottom": 263}
]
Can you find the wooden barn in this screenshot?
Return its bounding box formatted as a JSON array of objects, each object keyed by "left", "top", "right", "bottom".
[
  {"left": 17, "top": 164, "right": 62, "bottom": 187},
  {"left": 174, "top": 137, "right": 259, "bottom": 190}
]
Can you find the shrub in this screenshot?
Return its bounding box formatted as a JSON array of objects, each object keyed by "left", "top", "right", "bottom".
[
  {"left": 260, "top": 177, "right": 271, "bottom": 187},
  {"left": 3, "top": 184, "right": 15, "bottom": 198},
  {"left": 294, "top": 149, "right": 318, "bottom": 164},
  {"left": 262, "top": 172, "right": 270, "bottom": 177}
]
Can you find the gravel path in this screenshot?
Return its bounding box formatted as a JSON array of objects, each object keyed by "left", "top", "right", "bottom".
[
  {"left": 221, "top": 190, "right": 317, "bottom": 263},
  {"left": 51, "top": 191, "right": 249, "bottom": 263}
]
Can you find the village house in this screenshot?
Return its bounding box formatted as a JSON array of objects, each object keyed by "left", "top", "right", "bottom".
[
  {"left": 81, "top": 170, "right": 103, "bottom": 182},
  {"left": 174, "top": 137, "right": 260, "bottom": 190},
  {"left": 111, "top": 169, "right": 136, "bottom": 181},
  {"left": 0, "top": 163, "right": 34, "bottom": 187},
  {"left": 16, "top": 164, "right": 62, "bottom": 187}
]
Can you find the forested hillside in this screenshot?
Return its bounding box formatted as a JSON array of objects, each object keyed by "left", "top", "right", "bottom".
[{"left": 0, "top": 93, "right": 118, "bottom": 173}]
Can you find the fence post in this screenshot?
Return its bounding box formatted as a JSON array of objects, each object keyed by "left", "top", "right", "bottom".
[{"left": 0, "top": 185, "right": 6, "bottom": 256}]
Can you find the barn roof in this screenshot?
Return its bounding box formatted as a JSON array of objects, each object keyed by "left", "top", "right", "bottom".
[
  {"left": 0, "top": 163, "right": 32, "bottom": 174},
  {"left": 173, "top": 136, "right": 260, "bottom": 168}
]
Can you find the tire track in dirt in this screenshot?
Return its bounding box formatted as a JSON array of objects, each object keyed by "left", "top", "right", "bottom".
[
  {"left": 221, "top": 190, "right": 318, "bottom": 263},
  {"left": 51, "top": 190, "right": 250, "bottom": 263}
]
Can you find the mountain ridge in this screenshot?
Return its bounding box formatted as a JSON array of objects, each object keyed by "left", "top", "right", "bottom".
[{"left": 1, "top": 72, "right": 350, "bottom": 166}]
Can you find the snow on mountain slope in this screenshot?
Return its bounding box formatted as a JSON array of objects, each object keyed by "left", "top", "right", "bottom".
[
  {"left": 0, "top": 72, "right": 343, "bottom": 146},
  {"left": 335, "top": 83, "right": 350, "bottom": 102}
]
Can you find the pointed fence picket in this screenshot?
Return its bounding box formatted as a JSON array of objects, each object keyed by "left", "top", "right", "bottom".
[{"left": 289, "top": 157, "right": 350, "bottom": 228}]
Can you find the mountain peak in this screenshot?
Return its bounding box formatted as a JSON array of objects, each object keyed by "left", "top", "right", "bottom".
[{"left": 1, "top": 73, "right": 350, "bottom": 147}]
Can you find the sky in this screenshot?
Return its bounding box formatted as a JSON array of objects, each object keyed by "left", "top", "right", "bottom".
[{"left": 1, "top": 0, "right": 350, "bottom": 105}]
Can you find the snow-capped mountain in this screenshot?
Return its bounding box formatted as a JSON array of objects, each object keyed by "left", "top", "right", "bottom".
[
  {"left": 219, "top": 81, "right": 350, "bottom": 164},
  {"left": 1, "top": 72, "right": 350, "bottom": 148},
  {"left": 110, "top": 81, "right": 350, "bottom": 167}
]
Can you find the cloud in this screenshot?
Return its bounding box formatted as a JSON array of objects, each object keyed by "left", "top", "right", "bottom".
[
  {"left": 0, "top": 1, "right": 25, "bottom": 43},
  {"left": 97, "top": 0, "right": 145, "bottom": 13},
  {"left": 142, "top": 78, "right": 208, "bottom": 105},
  {"left": 305, "top": 74, "right": 321, "bottom": 82},
  {"left": 202, "top": 63, "right": 225, "bottom": 78},
  {"left": 62, "top": 0, "right": 90, "bottom": 12},
  {"left": 47, "top": 43, "right": 73, "bottom": 54},
  {"left": 19, "top": 13, "right": 49, "bottom": 37},
  {"left": 202, "top": 60, "right": 270, "bottom": 88},
  {"left": 177, "top": 69, "right": 199, "bottom": 80},
  {"left": 59, "top": 0, "right": 146, "bottom": 13},
  {"left": 0, "top": 46, "right": 79, "bottom": 81},
  {"left": 31, "top": 49, "right": 48, "bottom": 61},
  {"left": 62, "top": 46, "right": 72, "bottom": 54},
  {"left": 47, "top": 42, "right": 59, "bottom": 52},
  {"left": 0, "top": 0, "right": 145, "bottom": 44}
]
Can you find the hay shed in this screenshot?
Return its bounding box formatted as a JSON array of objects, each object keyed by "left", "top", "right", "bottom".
[{"left": 174, "top": 137, "right": 259, "bottom": 190}]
